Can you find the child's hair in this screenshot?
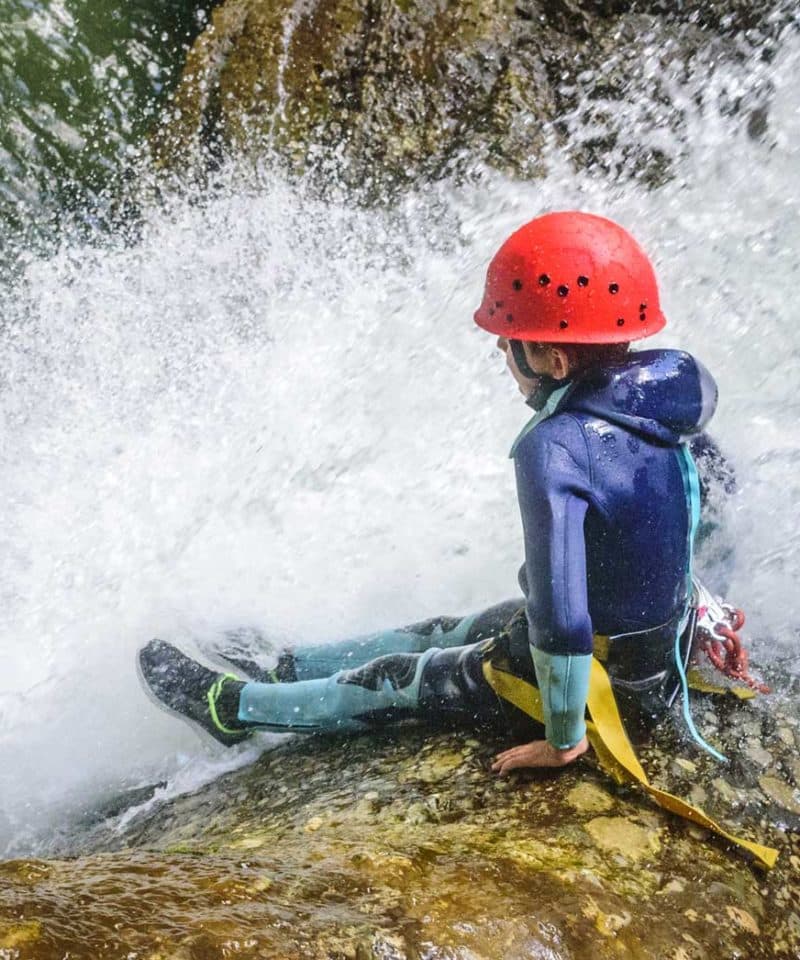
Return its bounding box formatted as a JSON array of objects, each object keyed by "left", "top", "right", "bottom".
[{"left": 530, "top": 341, "right": 631, "bottom": 376}]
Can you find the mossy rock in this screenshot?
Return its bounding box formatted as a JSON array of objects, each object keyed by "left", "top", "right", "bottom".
[
  {"left": 3, "top": 707, "right": 800, "bottom": 958},
  {"left": 152, "top": 0, "right": 790, "bottom": 195}
]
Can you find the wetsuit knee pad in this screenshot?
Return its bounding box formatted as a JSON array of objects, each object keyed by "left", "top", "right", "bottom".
[
  {"left": 467, "top": 600, "right": 525, "bottom": 644},
  {"left": 336, "top": 652, "right": 425, "bottom": 693},
  {"left": 400, "top": 600, "right": 524, "bottom": 647},
  {"left": 418, "top": 645, "right": 504, "bottom": 726}
]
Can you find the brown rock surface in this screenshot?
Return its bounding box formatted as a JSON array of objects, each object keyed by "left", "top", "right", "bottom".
[
  {"left": 153, "top": 0, "right": 790, "bottom": 195},
  {"left": 2, "top": 705, "right": 800, "bottom": 959}
]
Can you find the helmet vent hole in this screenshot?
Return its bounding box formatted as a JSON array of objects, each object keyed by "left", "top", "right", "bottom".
[
  {"left": 639, "top": 302, "right": 647, "bottom": 310},
  {"left": 639, "top": 312, "right": 646, "bottom": 322},
  {"left": 577, "top": 275, "right": 589, "bottom": 287},
  {"left": 609, "top": 283, "right": 619, "bottom": 295},
  {"left": 538, "top": 274, "right": 550, "bottom": 286},
  {"left": 512, "top": 279, "right": 523, "bottom": 291},
  {"left": 617, "top": 318, "right": 625, "bottom": 326},
  {"left": 557, "top": 284, "right": 569, "bottom": 297},
  {"left": 559, "top": 320, "right": 568, "bottom": 329}
]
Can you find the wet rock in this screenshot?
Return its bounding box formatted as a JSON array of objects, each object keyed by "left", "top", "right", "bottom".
[
  {"left": 585, "top": 816, "right": 661, "bottom": 861},
  {"left": 403, "top": 801, "right": 433, "bottom": 825},
  {"left": 3, "top": 724, "right": 800, "bottom": 959},
  {"left": 672, "top": 757, "right": 698, "bottom": 775},
  {"left": 711, "top": 777, "right": 740, "bottom": 804},
  {"left": 777, "top": 725, "right": 796, "bottom": 748},
  {"left": 152, "top": 0, "right": 792, "bottom": 195},
  {"left": 399, "top": 748, "right": 464, "bottom": 784},
  {"left": 566, "top": 780, "right": 616, "bottom": 814},
  {"left": 583, "top": 896, "right": 633, "bottom": 937},
  {"left": 689, "top": 784, "right": 708, "bottom": 806},
  {"left": 725, "top": 906, "right": 760, "bottom": 935},
  {"left": 0, "top": 920, "right": 41, "bottom": 949},
  {"left": 659, "top": 879, "right": 686, "bottom": 896},
  {"left": 745, "top": 742, "right": 774, "bottom": 768},
  {"left": 759, "top": 775, "right": 800, "bottom": 815}
]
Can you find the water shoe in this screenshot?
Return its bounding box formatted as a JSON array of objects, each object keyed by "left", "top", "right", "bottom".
[{"left": 138, "top": 638, "right": 250, "bottom": 747}]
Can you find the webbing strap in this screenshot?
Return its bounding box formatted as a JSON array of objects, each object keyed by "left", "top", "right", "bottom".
[
  {"left": 482, "top": 658, "right": 779, "bottom": 870},
  {"left": 686, "top": 667, "right": 756, "bottom": 701}
]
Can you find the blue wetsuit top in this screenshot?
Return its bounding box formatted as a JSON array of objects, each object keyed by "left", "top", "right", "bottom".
[{"left": 513, "top": 350, "right": 718, "bottom": 746}]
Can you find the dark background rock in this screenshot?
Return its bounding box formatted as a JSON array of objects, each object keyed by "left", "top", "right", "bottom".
[{"left": 152, "top": 0, "right": 794, "bottom": 196}]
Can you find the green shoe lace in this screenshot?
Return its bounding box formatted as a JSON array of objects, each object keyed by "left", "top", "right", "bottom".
[{"left": 207, "top": 673, "right": 245, "bottom": 736}]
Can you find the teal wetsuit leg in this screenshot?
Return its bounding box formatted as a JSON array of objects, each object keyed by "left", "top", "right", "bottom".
[
  {"left": 290, "top": 601, "right": 522, "bottom": 681},
  {"left": 292, "top": 617, "right": 476, "bottom": 680},
  {"left": 238, "top": 648, "right": 440, "bottom": 732}
]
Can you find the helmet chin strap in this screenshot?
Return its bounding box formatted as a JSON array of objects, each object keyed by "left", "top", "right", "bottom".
[
  {"left": 508, "top": 339, "right": 537, "bottom": 379},
  {"left": 509, "top": 339, "right": 567, "bottom": 411}
]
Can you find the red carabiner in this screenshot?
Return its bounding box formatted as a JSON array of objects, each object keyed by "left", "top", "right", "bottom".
[{"left": 697, "top": 606, "right": 770, "bottom": 695}]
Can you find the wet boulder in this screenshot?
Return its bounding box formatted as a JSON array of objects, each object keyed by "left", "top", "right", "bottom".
[
  {"left": 2, "top": 692, "right": 800, "bottom": 959},
  {"left": 153, "top": 0, "right": 790, "bottom": 194}
]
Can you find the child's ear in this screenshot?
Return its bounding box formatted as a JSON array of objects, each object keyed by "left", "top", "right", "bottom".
[{"left": 551, "top": 347, "right": 571, "bottom": 381}]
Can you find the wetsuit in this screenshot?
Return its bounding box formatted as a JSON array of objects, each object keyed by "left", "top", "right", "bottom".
[{"left": 235, "top": 349, "right": 721, "bottom": 745}]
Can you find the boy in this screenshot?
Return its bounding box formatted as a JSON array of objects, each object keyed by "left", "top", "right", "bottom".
[{"left": 139, "top": 212, "right": 723, "bottom": 772}]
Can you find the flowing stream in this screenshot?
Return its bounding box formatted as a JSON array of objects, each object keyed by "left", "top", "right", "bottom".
[{"left": 0, "top": 4, "right": 798, "bottom": 859}]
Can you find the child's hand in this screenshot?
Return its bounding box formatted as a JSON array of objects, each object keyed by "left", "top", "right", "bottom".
[{"left": 491, "top": 736, "right": 589, "bottom": 774}]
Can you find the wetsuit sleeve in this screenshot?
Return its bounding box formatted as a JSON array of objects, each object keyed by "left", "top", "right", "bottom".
[
  {"left": 514, "top": 418, "right": 594, "bottom": 748},
  {"left": 514, "top": 418, "right": 594, "bottom": 656},
  {"left": 530, "top": 647, "right": 592, "bottom": 749}
]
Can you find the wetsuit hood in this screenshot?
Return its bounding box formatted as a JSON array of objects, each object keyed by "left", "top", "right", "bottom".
[{"left": 561, "top": 349, "right": 718, "bottom": 444}]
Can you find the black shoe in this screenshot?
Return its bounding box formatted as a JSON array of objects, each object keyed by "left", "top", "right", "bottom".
[{"left": 137, "top": 639, "right": 251, "bottom": 748}]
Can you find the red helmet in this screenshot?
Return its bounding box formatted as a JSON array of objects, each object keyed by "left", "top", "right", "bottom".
[{"left": 474, "top": 211, "right": 665, "bottom": 343}]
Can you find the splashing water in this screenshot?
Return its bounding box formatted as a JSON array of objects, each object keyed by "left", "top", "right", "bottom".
[
  {"left": 0, "top": 0, "right": 211, "bottom": 249},
  {"left": 0, "top": 24, "right": 799, "bottom": 857}
]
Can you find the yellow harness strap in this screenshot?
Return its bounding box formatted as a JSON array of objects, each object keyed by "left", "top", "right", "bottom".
[
  {"left": 482, "top": 657, "right": 779, "bottom": 870},
  {"left": 685, "top": 667, "right": 756, "bottom": 700}
]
